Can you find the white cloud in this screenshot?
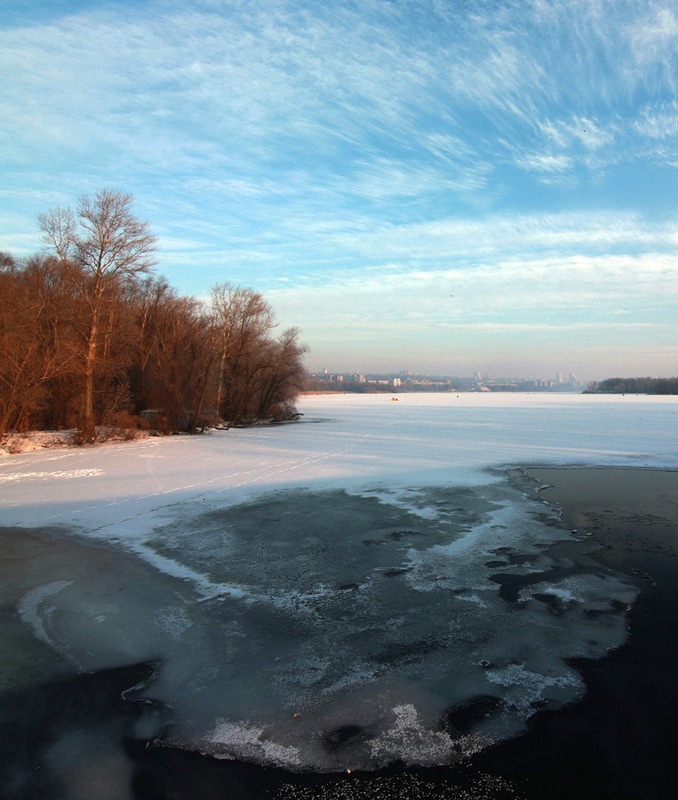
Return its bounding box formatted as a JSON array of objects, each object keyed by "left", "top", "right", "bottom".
[
  {"left": 268, "top": 250, "right": 678, "bottom": 336},
  {"left": 635, "top": 102, "right": 678, "bottom": 138},
  {"left": 2, "top": 0, "right": 675, "bottom": 204},
  {"left": 2, "top": 0, "right": 678, "bottom": 380},
  {"left": 517, "top": 153, "right": 573, "bottom": 173},
  {"left": 628, "top": 5, "right": 678, "bottom": 70},
  {"left": 290, "top": 211, "right": 677, "bottom": 268}
]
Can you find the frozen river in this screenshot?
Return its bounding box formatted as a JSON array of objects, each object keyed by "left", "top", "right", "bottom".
[{"left": 1, "top": 393, "right": 677, "bottom": 794}]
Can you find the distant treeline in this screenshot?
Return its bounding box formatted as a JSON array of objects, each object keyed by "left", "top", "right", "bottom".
[
  {"left": 1, "top": 190, "right": 307, "bottom": 441},
  {"left": 586, "top": 377, "right": 678, "bottom": 394}
]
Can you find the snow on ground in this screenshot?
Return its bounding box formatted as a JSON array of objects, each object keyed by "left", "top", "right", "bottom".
[{"left": 1, "top": 393, "right": 677, "bottom": 539}]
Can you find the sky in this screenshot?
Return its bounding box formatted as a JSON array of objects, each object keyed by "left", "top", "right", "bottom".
[{"left": 1, "top": 0, "right": 678, "bottom": 382}]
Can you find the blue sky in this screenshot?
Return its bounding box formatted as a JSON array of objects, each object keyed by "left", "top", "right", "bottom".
[{"left": 2, "top": 0, "right": 678, "bottom": 381}]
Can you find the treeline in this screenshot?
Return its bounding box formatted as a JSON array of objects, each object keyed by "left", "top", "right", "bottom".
[
  {"left": 586, "top": 377, "right": 678, "bottom": 394},
  {"left": 0, "top": 190, "right": 307, "bottom": 441}
]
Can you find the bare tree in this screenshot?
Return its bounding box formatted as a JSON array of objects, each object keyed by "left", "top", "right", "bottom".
[
  {"left": 209, "top": 283, "right": 276, "bottom": 423},
  {"left": 0, "top": 254, "right": 81, "bottom": 438},
  {"left": 255, "top": 327, "right": 309, "bottom": 420},
  {"left": 4, "top": 192, "right": 307, "bottom": 439},
  {"left": 141, "top": 293, "right": 215, "bottom": 433},
  {"left": 39, "top": 190, "right": 156, "bottom": 437}
]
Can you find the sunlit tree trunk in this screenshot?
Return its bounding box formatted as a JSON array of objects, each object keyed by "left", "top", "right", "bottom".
[{"left": 39, "top": 190, "right": 156, "bottom": 438}]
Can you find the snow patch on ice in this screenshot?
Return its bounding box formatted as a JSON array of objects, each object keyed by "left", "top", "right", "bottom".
[
  {"left": 519, "top": 574, "right": 638, "bottom": 611},
  {"left": 370, "top": 703, "right": 491, "bottom": 766},
  {"left": 485, "top": 663, "right": 584, "bottom": 713},
  {"left": 206, "top": 720, "right": 303, "bottom": 768},
  {"left": 155, "top": 606, "right": 192, "bottom": 640},
  {"left": 0, "top": 469, "right": 102, "bottom": 483},
  {"left": 456, "top": 592, "right": 488, "bottom": 607},
  {"left": 403, "top": 500, "right": 526, "bottom": 593}
]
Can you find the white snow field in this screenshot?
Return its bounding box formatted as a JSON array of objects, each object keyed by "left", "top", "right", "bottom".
[{"left": 1, "top": 392, "right": 677, "bottom": 773}]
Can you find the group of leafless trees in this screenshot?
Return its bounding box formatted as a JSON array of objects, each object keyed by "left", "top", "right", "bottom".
[{"left": 0, "top": 190, "right": 308, "bottom": 441}]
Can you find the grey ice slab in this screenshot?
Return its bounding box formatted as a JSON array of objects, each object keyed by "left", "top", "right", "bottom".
[{"left": 1, "top": 475, "right": 638, "bottom": 772}]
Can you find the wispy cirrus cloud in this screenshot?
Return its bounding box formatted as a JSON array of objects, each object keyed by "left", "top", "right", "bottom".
[
  {"left": 2, "top": 1, "right": 676, "bottom": 197},
  {"left": 2, "top": 0, "right": 678, "bottom": 378},
  {"left": 635, "top": 102, "right": 678, "bottom": 138},
  {"left": 627, "top": 4, "right": 678, "bottom": 74},
  {"left": 268, "top": 248, "right": 678, "bottom": 377}
]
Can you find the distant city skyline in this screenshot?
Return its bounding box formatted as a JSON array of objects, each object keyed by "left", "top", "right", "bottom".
[
  {"left": 313, "top": 367, "right": 580, "bottom": 377},
  {"left": 308, "top": 368, "right": 583, "bottom": 387},
  {"left": 2, "top": 1, "right": 678, "bottom": 383}
]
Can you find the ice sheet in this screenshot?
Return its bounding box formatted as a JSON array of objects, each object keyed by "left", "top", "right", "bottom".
[
  {"left": 2, "top": 393, "right": 676, "bottom": 542},
  {"left": 1, "top": 393, "right": 677, "bottom": 773}
]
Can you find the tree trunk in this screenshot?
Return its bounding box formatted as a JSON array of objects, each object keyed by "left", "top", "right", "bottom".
[{"left": 83, "top": 313, "right": 98, "bottom": 436}]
